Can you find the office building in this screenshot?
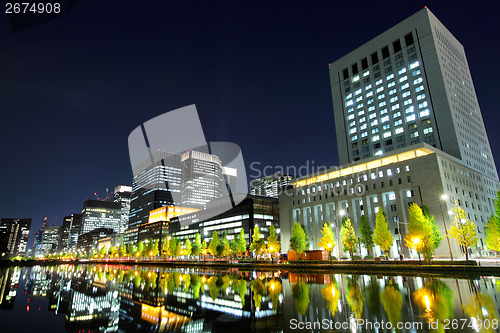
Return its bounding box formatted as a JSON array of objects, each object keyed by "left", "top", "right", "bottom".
[
  {"left": 80, "top": 200, "right": 122, "bottom": 235},
  {"left": 129, "top": 150, "right": 182, "bottom": 228},
  {"left": 180, "top": 150, "right": 225, "bottom": 209},
  {"left": 250, "top": 172, "right": 294, "bottom": 198},
  {"left": 114, "top": 185, "right": 132, "bottom": 233},
  {"left": 39, "top": 225, "right": 60, "bottom": 255},
  {"left": 279, "top": 144, "right": 499, "bottom": 258},
  {"left": 59, "top": 214, "right": 82, "bottom": 253},
  {"left": 77, "top": 228, "right": 115, "bottom": 254},
  {"left": 329, "top": 7, "right": 498, "bottom": 180},
  {"left": 169, "top": 194, "right": 279, "bottom": 247},
  {"left": 0, "top": 218, "right": 31, "bottom": 257}
]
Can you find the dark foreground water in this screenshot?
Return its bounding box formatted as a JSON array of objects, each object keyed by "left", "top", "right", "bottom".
[{"left": 0, "top": 265, "right": 498, "bottom": 333}]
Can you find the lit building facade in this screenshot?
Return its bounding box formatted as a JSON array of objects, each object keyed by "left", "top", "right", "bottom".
[
  {"left": 80, "top": 200, "right": 122, "bottom": 235},
  {"left": 250, "top": 173, "right": 294, "bottom": 198},
  {"left": 279, "top": 144, "right": 499, "bottom": 258},
  {"left": 59, "top": 214, "right": 82, "bottom": 253},
  {"left": 169, "top": 194, "right": 279, "bottom": 247},
  {"left": 39, "top": 225, "right": 60, "bottom": 255},
  {"left": 0, "top": 218, "right": 31, "bottom": 257},
  {"left": 114, "top": 185, "right": 132, "bottom": 233},
  {"left": 77, "top": 228, "right": 115, "bottom": 254},
  {"left": 329, "top": 7, "right": 498, "bottom": 180}
]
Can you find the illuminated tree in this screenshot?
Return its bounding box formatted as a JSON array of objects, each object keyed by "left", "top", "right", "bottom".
[
  {"left": 99, "top": 245, "right": 107, "bottom": 257},
  {"left": 184, "top": 238, "right": 192, "bottom": 258},
  {"left": 119, "top": 244, "right": 127, "bottom": 257},
  {"left": 250, "top": 226, "right": 265, "bottom": 259},
  {"left": 290, "top": 222, "right": 307, "bottom": 260},
  {"left": 485, "top": 217, "right": 500, "bottom": 252},
  {"left": 448, "top": 203, "right": 478, "bottom": 261},
  {"left": 175, "top": 240, "right": 183, "bottom": 257},
  {"left": 201, "top": 240, "right": 208, "bottom": 259},
  {"left": 318, "top": 222, "right": 335, "bottom": 260},
  {"left": 237, "top": 228, "right": 247, "bottom": 255},
  {"left": 300, "top": 224, "right": 311, "bottom": 250},
  {"left": 341, "top": 218, "right": 358, "bottom": 260},
  {"left": 137, "top": 241, "right": 145, "bottom": 257},
  {"left": 359, "top": 215, "right": 374, "bottom": 255},
  {"left": 151, "top": 240, "right": 159, "bottom": 256},
  {"left": 373, "top": 208, "right": 393, "bottom": 259},
  {"left": 220, "top": 231, "right": 231, "bottom": 258},
  {"left": 208, "top": 231, "right": 220, "bottom": 257},
  {"left": 405, "top": 203, "right": 435, "bottom": 261},
  {"left": 191, "top": 233, "right": 201, "bottom": 257},
  {"left": 421, "top": 204, "right": 443, "bottom": 252},
  {"left": 168, "top": 237, "right": 178, "bottom": 258},
  {"left": 267, "top": 225, "right": 280, "bottom": 261}
]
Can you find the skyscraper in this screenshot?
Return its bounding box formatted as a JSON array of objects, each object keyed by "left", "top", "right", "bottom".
[
  {"left": 180, "top": 150, "right": 225, "bottom": 209},
  {"left": 114, "top": 185, "right": 132, "bottom": 233},
  {"left": 0, "top": 218, "right": 31, "bottom": 256},
  {"left": 250, "top": 173, "right": 294, "bottom": 198},
  {"left": 59, "top": 214, "right": 81, "bottom": 253},
  {"left": 39, "top": 226, "right": 60, "bottom": 255},
  {"left": 129, "top": 151, "right": 182, "bottom": 228},
  {"left": 329, "top": 7, "right": 498, "bottom": 180},
  {"left": 80, "top": 200, "right": 122, "bottom": 235}
]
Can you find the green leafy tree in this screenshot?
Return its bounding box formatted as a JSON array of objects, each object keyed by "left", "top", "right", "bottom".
[
  {"left": 175, "top": 240, "right": 183, "bottom": 257},
  {"left": 237, "top": 228, "right": 247, "bottom": 255},
  {"left": 405, "top": 203, "right": 435, "bottom": 261},
  {"left": 201, "top": 240, "right": 208, "bottom": 259},
  {"left": 119, "top": 244, "right": 127, "bottom": 257},
  {"left": 421, "top": 204, "right": 443, "bottom": 251},
  {"left": 359, "top": 215, "right": 374, "bottom": 255},
  {"left": 184, "top": 238, "right": 192, "bottom": 258},
  {"left": 192, "top": 233, "right": 201, "bottom": 257},
  {"left": 373, "top": 208, "right": 393, "bottom": 259},
  {"left": 485, "top": 217, "right": 500, "bottom": 252},
  {"left": 231, "top": 234, "right": 240, "bottom": 257},
  {"left": 137, "top": 241, "right": 145, "bottom": 257},
  {"left": 290, "top": 222, "right": 307, "bottom": 260},
  {"left": 267, "top": 225, "right": 280, "bottom": 260},
  {"left": 128, "top": 244, "right": 136, "bottom": 257},
  {"left": 250, "top": 226, "right": 266, "bottom": 259},
  {"left": 318, "top": 222, "right": 335, "bottom": 259},
  {"left": 448, "top": 203, "right": 478, "bottom": 261},
  {"left": 300, "top": 224, "right": 311, "bottom": 250},
  {"left": 169, "top": 237, "right": 178, "bottom": 258},
  {"left": 208, "top": 231, "right": 220, "bottom": 257},
  {"left": 341, "top": 218, "right": 358, "bottom": 260},
  {"left": 220, "top": 231, "right": 231, "bottom": 257},
  {"left": 162, "top": 236, "right": 170, "bottom": 257},
  {"left": 100, "top": 246, "right": 107, "bottom": 256},
  {"left": 151, "top": 240, "right": 159, "bottom": 256}
]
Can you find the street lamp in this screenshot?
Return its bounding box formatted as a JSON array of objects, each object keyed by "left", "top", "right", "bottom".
[{"left": 440, "top": 194, "right": 454, "bottom": 261}]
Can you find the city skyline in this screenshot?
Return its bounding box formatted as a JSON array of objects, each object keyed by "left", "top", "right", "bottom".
[{"left": 1, "top": 1, "right": 500, "bottom": 248}]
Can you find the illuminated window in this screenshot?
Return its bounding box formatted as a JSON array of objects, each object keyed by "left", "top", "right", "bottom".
[
  {"left": 365, "top": 84, "right": 372, "bottom": 90},
  {"left": 416, "top": 93, "right": 425, "bottom": 100},
  {"left": 406, "top": 114, "right": 416, "bottom": 122},
  {"left": 410, "top": 131, "right": 419, "bottom": 138},
  {"left": 387, "top": 169, "right": 393, "bottom": 176},
  {"left": 405, "top": 106, "right": 414, "bottom": 113},
  {"left": 409, "top": 61, "right": 419, "bottom": 69},
  {"left": 398, "top": 68, "right": 407, "bottom": 75},
  {"left": 399, "top": 75, "right": 408, "bottom": 83},
  {"left": 391, "top": 104, "right": 400, "bottom": 111},
  {"left": 395, "top": 127, "right": 404, "bottom": 134},
  {"left": 371, "top": 120, "right": 379, "bottom": 126},
  {"left": 368, "top": 106, "right": 375, "bottom": 111},
  {"left": 383, "top": 123, "right": 391, "bottom": 130},
  {"left": 355, "top": 88, "right": 362, "bottom": 95},
  {"left": 394, "top": 119, "right": 402, "bottom": 126},
  {"left": 345, "top": 93, "right": 353, "bottom": 99},
  {"left": 379, "top": 101, "right": 386, "bottom": 107},
  {"left": 369, "top": 113, "right": 377, "bottom": 119},
  {"left": 383, "top": 131, "right": 391, "bottom": 138},
  {"left": 359, "top": 117, "right": 366, "bottom": 123},
  {"left": 413, "top": 78, "right": 423, "bottom": 85},
  {"left": 390, "top": 96, "right": 398, "bottom": 103},
  {"left": 349, "top": 121, "right": 356, "bottom": 127},
  {"left": 412, "top": 69, "right": 421, "bottom": 76},
  {"left": 360, "top": 124, "right": 367, "bottom": 130},
  {"left": 389, "top": 193, "right": 396, "bottom": 200},
  {"left": 375, "top": 150, "right": 383, "bottom": 156},
  {"left": 418, "top": 101, "right": 428, "bottom": 108},
  {"left": 348, "top": 114, "right": 355, "bottom": 120},
  {"left": 347, "top": 108, "right": 354, "bottom": 113},
  {"left": 351, "top": 135, "right": 357, "bottom": 141},
  {"left": 376, "top": 86, "right": 384, "bottom": 93},
  {"left": 420, "top": 109, "right": 430, "bottom": 117},
  {"left": 358, "top": 110, "right": 365, "bottom": 116},
  {"left": 346, "top": 100, "right": 353, "bottom": 106},
  {"left": 376, "top": 79, "right": 383, "bottom": 86},
  {"left": 363, "top": 71, "right": 370, "bottom": 77},
  {"left": 415, "top": 85, "right": 424, "bottom": 92},
  {"left": 366, "top": 91, "right": 373, "bottom": 97},
  {"left": 402, "top": 91, "right": 411, "bottom": 98},
  {"left": 372, "top": 128, "right": 379, "bottom": 134},
  {"left": 367, "top": 98, "right": 374, "bottom": 104},
  {"left": 393, "top": 111, "right": 401, "bottom": 118},
  {"left": 389, "top": 88, "right": 397, "bottom": 95},
  {"left": 352, "top": 75, "right": 360, "bottom": 82},
  {"left": 380, "top": 108, "right": 388, "bottom": 115},
  {"left": 388, "top": 81, "right": 395, "bottom": 88},
  {"left": 361, "top": 131, "right": 368, "bottom": 137},
  {"left": 378, "top": 93, "right": 385, "bottom": 100},
  {"left": 400, "top": 83, "right": 409, "bottom": 90},
  {"left": 423, "top": 127, "right": 433, "bottom": 134},
  {"left": 386, "top": 74, "right": 394, "bottom": 80},
  {"left": 356, "top": 96, "right": 363, "bottom": 102},
  {"left": 403, "top": 99, "right": 412, "bottom": 106},
  {"left": 381, "top": 116, "right": 390, "bottom": 123}
]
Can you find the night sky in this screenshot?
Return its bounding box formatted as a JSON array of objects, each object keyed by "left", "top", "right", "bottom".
[{"left": 1, "top": 0, "right": 499, "bottom": 247}]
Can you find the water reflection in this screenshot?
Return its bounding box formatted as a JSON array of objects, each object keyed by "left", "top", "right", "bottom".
[{"left": 0, "top": 265, "right": 498, "bottom": 332}]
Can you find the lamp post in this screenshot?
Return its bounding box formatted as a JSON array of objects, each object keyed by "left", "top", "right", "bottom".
[
  {"left": 440, "top": 194, "right": 454, "bottom": 261},
  {"left": 337, "top": 209, "right": 346, "bottom": 260}
]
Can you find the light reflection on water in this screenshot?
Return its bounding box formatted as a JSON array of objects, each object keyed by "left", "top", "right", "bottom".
[{"left": 0, "top": 265, "right": 498, "bottom": 332}]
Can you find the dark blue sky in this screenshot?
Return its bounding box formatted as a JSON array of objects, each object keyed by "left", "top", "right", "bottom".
[{"left": 1, "top": 0, "right": 499, "bottom": 247}]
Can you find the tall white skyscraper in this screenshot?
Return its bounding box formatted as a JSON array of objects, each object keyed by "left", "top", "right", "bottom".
[{"left": 329, "top": 7, "right": 498, "bottom": 180}]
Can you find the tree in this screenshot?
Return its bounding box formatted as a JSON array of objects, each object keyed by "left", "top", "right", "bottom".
[
  {"left": 237, "top": 228, "right": 247, "bottom": 256},
  {"left": 192, "top": 233, "right": 201, "bottom": 257},
  {"left": 318, "top": 222, "right": 335, "bottom": 259},
  {"left": 300, "top": 224, "right": 311, "bottom": 250},
  {"left": 162, "top": 236, "right": 170, "bottom": 257},
  {"left": 151, "top": 240, "right": 159, "bottom": 256},
  {"left": 137, "top": 241, "right": 145, "bottom": 257},
  {"left": 267, "top": 225, "right": 280, "bottom": 261},
  {"left": 485, "top": 217, "right": 500, "bottom": 252},
  {"left": 250, "top": 226, "right": 265, "bottom": 259},
  {"left": 448, "top": 203, "right": 478, "bottom": 261},
  {"left": 168, "top": 237, "right": 178, "bottom": 258},
  {"left": 184, "top": 238, "right": 192, "bottom": 258},
  {"left": 405, "top": 203, "right": 435, "bottom": 262},
  {"left": 175, "top": 240, "right": 183, "bottom": 257},
  {"left": 119, "top": 244, "right": 127, "bottom": 257},
  {"left": 100, "top": 246, "right": 107, "bottom": 257},
  {"left": 201, "top": 240, "right": 208, "bottom": 259},
  {"left": 358, "top": 215, "right": 374, "bottom": 256},
  {"left": 128, "top": 244, "right": 136, "bottom": 257},
  {"left": 208, "top": 231, "right": 220, "bottom": 257},
  {"left": 290, "top": 222, "right": 307, "bottom": 260},
  {"left": 421, "top": 204, "right": 443, "bottom": 251},
  {"left": 230, "top": 235, "right": 239, "bottom": 257},
  {"left": 341, "top": 218, "right": 358, "bottom": 260},
  {"left": 220, "top": 231, "right": 231, "bottom": 258},
  {"left": 373, "top": 208, "right": 393, "bottom": 259}
]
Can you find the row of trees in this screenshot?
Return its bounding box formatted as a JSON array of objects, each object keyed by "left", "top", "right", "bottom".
[{"left": 289, "top": 198, "right": 490, "bottom": 262}]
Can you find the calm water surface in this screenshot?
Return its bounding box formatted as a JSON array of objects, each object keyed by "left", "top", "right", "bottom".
[{"left": 0, "top": 265, "right": 498, "bottom": 332}]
